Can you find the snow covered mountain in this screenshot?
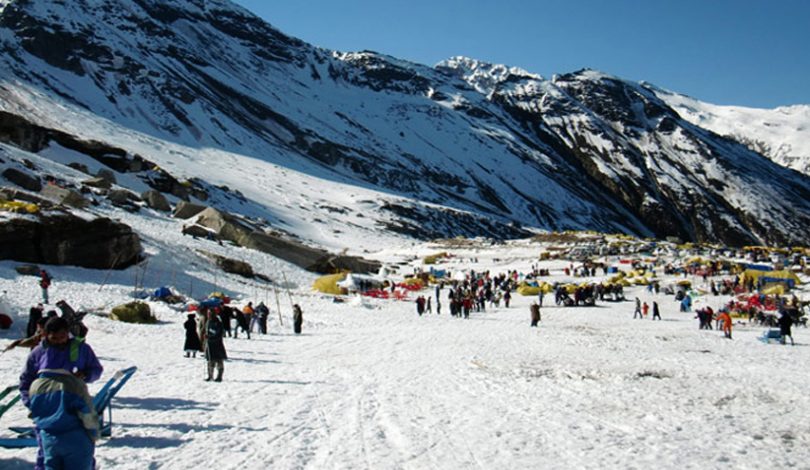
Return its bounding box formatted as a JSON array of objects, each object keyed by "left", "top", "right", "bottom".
[
  {"left": 1, "top": 0, "right": 809, "bottom": 247},
  {"left": 655, "top": 87, "right": 810, "bottom": 176}
]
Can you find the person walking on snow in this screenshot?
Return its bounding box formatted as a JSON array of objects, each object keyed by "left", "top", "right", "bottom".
[
  {"left": 642, "top": 302, "right": 649, "bottom": 318},
  {"left": 256, "top": 302, "right": 270, "bottom": 334},
  {"left": 204, "top": 310, "right": 227, "bottom": 382},
  {"left": 633, "top": 298, "right": 643, "bottom": 319},
  {"left": 779, "top": 311, "right": 794, "bottom": 345},
  {"left": 242, "top": 302, "right": 255, "bottom": 334},
  {"left": 293, "top": 304, "right": 303, "bottom": 334},
  {"left": 652, "top": 301, "right": 661, "bottom": 320},
  {"left": 717, "top": 310, "right": 732, "bottom": 339},
  {"left": 530, "top": 303, "right": 541, "bottom": 327},
  {"left": 39, "top": 270, "right": 52, "bottom": 304},
  {"left": 183, "top": 314, "right": 201, "bottom": 358}
]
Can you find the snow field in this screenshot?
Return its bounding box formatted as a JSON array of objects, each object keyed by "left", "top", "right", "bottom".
[{"left": 2, "top": 254, "right": 809, "bottom": 469}]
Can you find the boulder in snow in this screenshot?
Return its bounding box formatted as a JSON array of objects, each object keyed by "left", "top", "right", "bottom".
[
  {"left": 40, "top": 184, "right": 89, "bottom": 208},
  {"left": 82, "top": 176, "right": 112, "bottom": 189},
  {"left": 96, "top": 168, "right": 117, "bottom": 184},
  {"left": 172, "top": 200, "right": 207, "bottom": 219},
  {"left": 142, "top": 189, "right": 171, "bottom": 212},
  {"left": 2, "top": 168, "right": 41, "bottom": 192}
]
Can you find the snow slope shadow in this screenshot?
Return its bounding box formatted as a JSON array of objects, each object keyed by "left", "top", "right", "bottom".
[
  {"left": 0, "top": 458, "right": 31, "bottom": 470},
  {"left": 114, "top": 396, "right": 217, "bottom": 412},
  {"left": 102, "top": 436, "right": 185, "bottom": 449}
]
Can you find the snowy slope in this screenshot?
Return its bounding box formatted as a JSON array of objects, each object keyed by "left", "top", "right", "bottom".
[
  {"left": 0, "top": 0, "right": 809, "bottom": 247},
  {"left": 655, "top": 88, "right": 810, "bottom": 176},
  {"left": 1, "top": 235, "right": 809, "bottom": 469}
]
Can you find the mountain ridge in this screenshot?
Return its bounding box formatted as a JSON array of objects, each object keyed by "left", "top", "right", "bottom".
[{"left": 1, "top": 0, "right": 809, "bottom": 247}]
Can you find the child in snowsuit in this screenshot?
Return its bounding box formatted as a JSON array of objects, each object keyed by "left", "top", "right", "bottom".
[{"left": 19, "top": 317, "right": 103, "bottom": 470}]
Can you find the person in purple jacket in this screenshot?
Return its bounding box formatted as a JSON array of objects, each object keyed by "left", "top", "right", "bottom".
[{"left": 19, "top": 317, "right": 103, "bottom": 470}]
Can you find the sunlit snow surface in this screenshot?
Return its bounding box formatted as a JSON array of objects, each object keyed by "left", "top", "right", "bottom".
[{"left": 1, "top": 235, "right": 808, "bottom": 469}]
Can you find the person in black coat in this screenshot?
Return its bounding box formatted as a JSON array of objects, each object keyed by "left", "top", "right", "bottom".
[
  {"left": 204, "top": 311, "right": 227, "bottom": 382},
  {"left": 26, "top": 304, "right": 44, "bottom": 338},
  {"left": 219, "top": 306, "right": 232, "bottom": 337},
  {"left": 183, "top": 314, "right": 202, "bottom": 358},
  {"left": 256, "top": 302, "right": 270, "bottom": 334},
  {"left": 293, "top": 304, "right": 303, "bottom": 334},
  {"left": 652, "top": 301, "right": 661, "bottom": 320},
  {"left": 779, "top": 312, "right": 795, "bottom": 345},
  {"left": 530, "top": 303, "right": 540, "bottom": 327}
]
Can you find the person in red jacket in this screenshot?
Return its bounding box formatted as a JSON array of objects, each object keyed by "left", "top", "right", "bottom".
[
  {"left": 717, "top": 310, "right": 732, "bottom": 339},
  {"left": 39, "top": 270, "right": 52, "bottom": 304}
]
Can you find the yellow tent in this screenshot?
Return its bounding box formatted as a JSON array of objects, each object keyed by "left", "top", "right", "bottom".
[
  {"left": 517, "top": 283, "right": 542, "bottom": 296},
  {"left": 313, "top": 272, "right": 348, "bottom": 295},
  {"left": 401, "top": 277, "right": 424, "bottom": 288},
  {"left": 761, "top": 284, "right": 786, "bottom": 296},
  {"left": 741, "top": 269, "right": 801, "bottom": 287},
  {"left": 0, "top": 200, "right": 39, "bottom": 214}
]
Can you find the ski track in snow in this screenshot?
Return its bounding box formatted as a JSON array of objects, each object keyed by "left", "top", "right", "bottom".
[{"left": 1, "top": 250, "right": 810, "bottom": 469}]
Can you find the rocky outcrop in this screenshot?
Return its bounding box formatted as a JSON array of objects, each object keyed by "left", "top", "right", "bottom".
[
  {"left": 0, "top": 214, "right": 142, "bottom": 269},
  {"left": 2, "top": 168, "right": 41, "bottom": 191},
  {"left": 195, "top": 207, "right": 381, "bottom": 274}
]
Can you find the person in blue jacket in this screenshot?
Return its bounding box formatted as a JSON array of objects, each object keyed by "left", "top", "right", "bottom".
[{"left": 20, "top": 316, "right": 103, "bottom": 470}]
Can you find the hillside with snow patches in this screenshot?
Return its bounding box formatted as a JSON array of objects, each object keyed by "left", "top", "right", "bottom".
[
  {"left": 655, "top": 87, "right": 810, "bottom": 176},
  {"left": 0, "top": 0, "right": 809, "bottom": 248}
]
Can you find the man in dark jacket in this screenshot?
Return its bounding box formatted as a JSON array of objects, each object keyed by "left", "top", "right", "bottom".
[
  {"left": 256, "top": 302, "right": 270, "bottom": 334},
  {"left": 293, "top": 304, "right": 303, "bottom": 334},
  {"left": 779, "top": 312, "right": 795, "bottom": 345},
  {"left": 204, "top": 310, "right": 227, "bottom": 382}
]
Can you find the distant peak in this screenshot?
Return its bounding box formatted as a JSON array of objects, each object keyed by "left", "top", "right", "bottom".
[{"left": 436, "top": 56, "right": 541, "bottom": 94}]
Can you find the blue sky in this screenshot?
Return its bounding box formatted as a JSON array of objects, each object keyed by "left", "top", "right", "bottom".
[{"left": 233, "top": 0, "right": 809, "bottom": 108}]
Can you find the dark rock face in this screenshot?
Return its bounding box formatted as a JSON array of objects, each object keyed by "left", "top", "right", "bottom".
[
  {"left": 2, "top": 167, "right": 41, "bottom": 191},
  {"left": 0, "top": 214, "right": 142, "bottom": 269}
]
